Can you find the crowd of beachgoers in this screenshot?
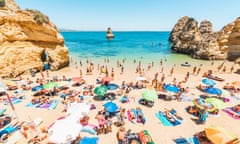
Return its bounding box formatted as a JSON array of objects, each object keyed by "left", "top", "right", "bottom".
[{"left": 0, "top": 57, "right": 240, "bottom": 144}]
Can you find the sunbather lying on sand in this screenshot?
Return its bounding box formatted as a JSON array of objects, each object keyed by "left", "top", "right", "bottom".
[{"left": 163, "top": 110, "right": 175, "bottom": 123}]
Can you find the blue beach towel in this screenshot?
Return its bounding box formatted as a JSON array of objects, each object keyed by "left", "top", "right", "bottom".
[
  {"left": 174, "top": 138, "right": 189, "bottom": 144},
  {"left": 48, "top": 100, "right": 60, "bottom": 110},
  {"left": 79, "top": 137, "right": 99, "bottom": 144},
  {"left": 0, "top": 109, "right": 6, "bottom": 115},
  {"left": 188, "top": 136, "right": 200, "bottom": 144},
  {"left": 25, "top": 102, "right": 41, "bottom": 108},
  {"left": 155, "top": 112, "right": 173, "bottom": 126}
]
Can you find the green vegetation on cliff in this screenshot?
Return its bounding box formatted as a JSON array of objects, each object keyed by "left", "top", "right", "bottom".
[
  {"left": 26, "top": 9, "right": 49, "bottom": 24},
  {"left": 0, "top": 0, "right": 6, "bottom": 7}
]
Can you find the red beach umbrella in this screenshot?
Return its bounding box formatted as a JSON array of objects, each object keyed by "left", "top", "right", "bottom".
[{"left": 101, "top": 76, "right": 112, "bottom": 82}]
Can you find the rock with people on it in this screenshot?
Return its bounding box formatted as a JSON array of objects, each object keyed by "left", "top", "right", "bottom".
[{"left": 106, "top": 27, "right": 114, "bottom": 39}]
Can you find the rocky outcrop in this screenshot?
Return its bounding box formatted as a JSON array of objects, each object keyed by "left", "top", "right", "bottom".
[
  {"left": 0, "top": 0, "right": 69, "bottom": 77},
  {"left": 169, "top": 16, "right": 240, "bottom": 60},
  {"left": 218, "top": 17, "right": 240, "bottom": 60},
  {"left": 106, "top": 27, "right": 114, "bottom": 39}
]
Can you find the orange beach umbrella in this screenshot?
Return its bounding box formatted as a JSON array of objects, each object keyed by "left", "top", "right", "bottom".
[{"left": 205, "top": 126, "right": 238, "bottom": 144}]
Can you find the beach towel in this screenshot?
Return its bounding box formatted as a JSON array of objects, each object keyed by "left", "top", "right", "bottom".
[
  {"left": 79, "top": 137, "right": 99, "bottom": 144},
  {"left": 173, "top": 138, "right": 189, "bottom": 144},
  {"left": 174, "top": 136, "right": 200, "bottom": 144},
  {"left": 138, "top": 130, "right": 155, "bottom": 144},
  {"left": 25, "top": 102, "right": 41, "bottom": 108},
  {"left": 48, "top": 100, "right": 60, "bottom": 110},
  {"left": 136, "top": 109, "right": 146, "bottom": 124},
  {"left": 222, "top": 107, "right": 240, "bottom": 120},
  {"left": 40, "top": 103, "right": 51, "bottom": 108},
  {"left": 5, "top": 98, "right": 22, "bottom": 105},
  {"left": 188, "top": 136, "right": 200, "bottom": 144},
  {"left": 0, "top": 109, "right": 6, "bottom": 115},
  {"left": 155, "top": 111, "right": 181, "bottom": 126},
  {"left": 155, "top": 112, "right": 173, "bottom": 126}
]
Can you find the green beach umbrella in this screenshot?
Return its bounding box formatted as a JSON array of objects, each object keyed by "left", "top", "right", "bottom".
[
  {"left": 94, "top": 86, "right": 108, "bottom": 96},
  {"left": 43, "top": 82, "right": 58, "bottom": 89},
  {"left": 142, "top": 89, "right": 158, "bottom": 101},
  {"left": 205, "top": 98, "right": 226, "bottom": 110}
]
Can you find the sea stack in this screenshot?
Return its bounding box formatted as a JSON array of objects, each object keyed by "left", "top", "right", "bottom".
[
  {"left": 106, "top": 27, "right": 114, "bottom": 39},
  {"left": 0, "top": 0, "right": 69, "bottom": 77}
]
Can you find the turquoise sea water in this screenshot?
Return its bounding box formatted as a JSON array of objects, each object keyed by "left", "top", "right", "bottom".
[{"left": 61, "top": 31, "right": 208, "bottom": 65}]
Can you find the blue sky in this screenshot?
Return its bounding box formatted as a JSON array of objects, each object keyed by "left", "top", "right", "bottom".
[{"left": 15, "top": 0, "right": 240, "bottom": 31}]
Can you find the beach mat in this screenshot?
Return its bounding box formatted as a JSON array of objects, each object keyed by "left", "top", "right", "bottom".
[
  {"left": 0, "top": 109, "right": 6, "bottom": 115},
  {"left": 138, "top": 130, "right": 155, "bottom": 144},
  {"left": 155, "top": 112, "right": 173, "bottom": 126},
  {"left": 79, "top": 137, "right": 99, "bottom": 144},
  {"left": 174, "top": 136, "right": 199, "bottom": 144},
  {"left": 25, "top": 102, "right": 41, "bottom": 108},
  {"left": 48, "top": 100, "right": 60, "bottom": 110},
  {"left": 222, "top": 107, "right": 240, "bottom": 120}
]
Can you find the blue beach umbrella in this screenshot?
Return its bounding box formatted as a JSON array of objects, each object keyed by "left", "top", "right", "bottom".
[
  {"left": 103, "top": 101, "right": 118, "bottom": 113},
  {"left": 202, "top": 78, "right": 216, "bottom": 86},
  {"left": 107, "top": 83, "right": 119, "bottom": 90},
  {"left": 204, "top": 87, "right": 222, "bottom": 95},
  {"left": 164, "top": 84, "right": 179, "bottom": 93}
]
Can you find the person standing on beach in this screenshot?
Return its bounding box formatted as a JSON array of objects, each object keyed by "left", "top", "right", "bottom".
[
  {"left": 192, "top": 66, "right": 197, "bottom": 75},
  {"left": 116, "top": 126, "right": 126, "bottom": 144},
  {"left": 196, "top": 67, "right": 201, "bottom": 75},
  {"left": 230, "top": 65, "right": 234, "bottom": 73},
  {"left": 170, "top": 67, "right": 174, "bottom": 76}
]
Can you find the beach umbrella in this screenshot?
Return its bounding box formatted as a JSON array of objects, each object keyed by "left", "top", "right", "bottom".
[
  {"left": 142, "top": 89, "right": 158, "bottom": 101},
  {"left": 103, "top": 101, "right": 118, "bottom": 113},
  {"left": 101, "top": 76, "right": 112, "bottom": 82},
  {"left": 164, "top": 84, "right": 179, "bottom": 93},
  {"left": 205, "top": 126, "right": 238, "bottom": 144},
  {"left": 94, "top": 86, "right": 108, "bottom": 96},
  {"left": 193, "top": 98, "right": 215, "bottom": 112},
  {"left": 202, "top": 78, "right": 216, "bottom": 86},
  {"left": 43, "top": 82, "right": 58, "bottom": 89},
  {"left": 107, "top": 83, "right": 119, "bottom": 90},
  {"left": 204, "top": 87, "right": 222, "bottom": 95},
  {"left": 205, "top": 98, "right": 226, "bottom": 110}
]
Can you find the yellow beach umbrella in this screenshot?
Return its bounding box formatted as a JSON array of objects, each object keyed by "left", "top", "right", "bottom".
[{"left": 205, "top": 126, "right": 238, "bottom": 144}]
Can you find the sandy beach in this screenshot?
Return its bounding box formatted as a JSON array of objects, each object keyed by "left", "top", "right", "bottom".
[{"left": 0, "top": 57, "right": 240, "bottom": 144}]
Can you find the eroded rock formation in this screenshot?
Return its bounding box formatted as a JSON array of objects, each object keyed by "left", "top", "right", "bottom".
[
  {"left": 106, "top": 27, "right": 114, "bottom": 39},
  {"left": 169, "top": 16, "right": 240, "bottom": 60},
  {"left": 0, "top": 0, "right": 69, "bottom": 77}
]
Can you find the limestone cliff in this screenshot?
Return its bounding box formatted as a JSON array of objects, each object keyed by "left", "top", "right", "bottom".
[
  {"left": 169, "top": 16, "right": 240, "bottom": 60},
  {"left": 218, "top": 17, "right": 240, "bottom": 60},
  {"left": 0, "top": 0, "right": 69, "bottom": 77}
]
